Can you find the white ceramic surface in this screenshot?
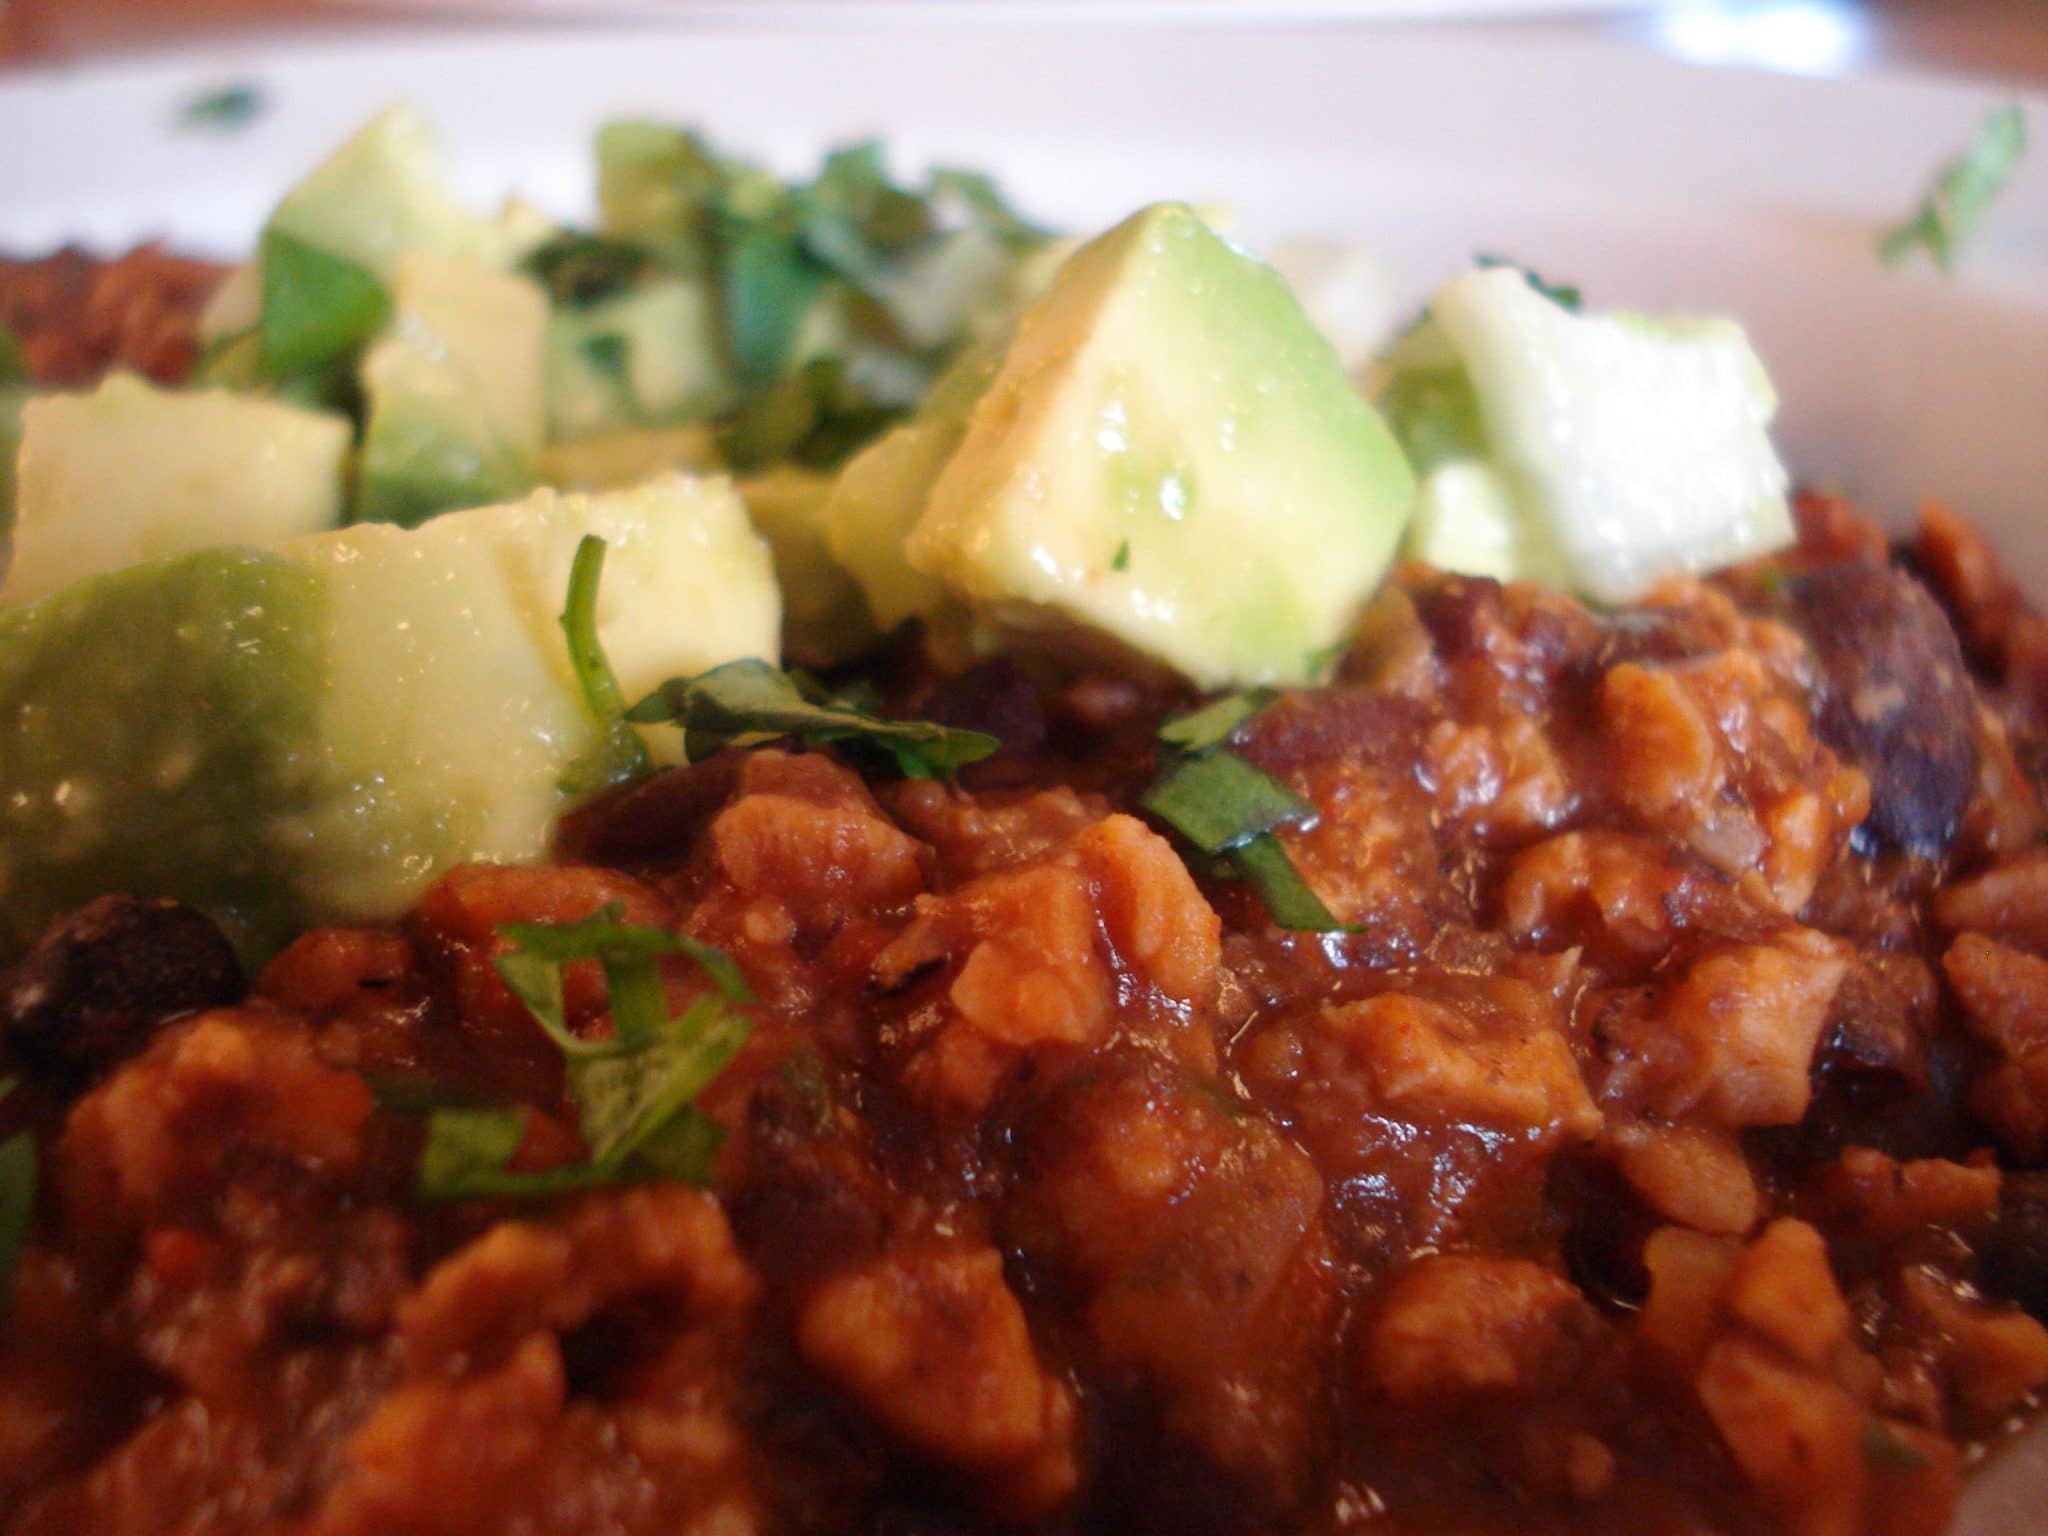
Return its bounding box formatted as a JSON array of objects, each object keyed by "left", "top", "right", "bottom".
[
  {"left": 317, "top": 0, "right": 1652, "bottom": 21},
  {"left": 0, "top": 21, "right": 2043, "bottom": 1529}
]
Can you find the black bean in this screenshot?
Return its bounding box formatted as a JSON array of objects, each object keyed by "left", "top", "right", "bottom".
[
  {"left": 1791, "top": 560, "right": 1979, "bottom": 857},
  {"left": 1981, "top": 1172, "right": 2048, "bottom": 1323},
  {"left": 1, "top": 894, "right": 243, "bottom": 1086}
]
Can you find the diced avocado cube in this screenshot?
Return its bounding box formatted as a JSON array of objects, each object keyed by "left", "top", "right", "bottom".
[
  {"left": 257, "top": 106, "right": 502, "bottom": 379},
  {"left": 356, "top": 255, "right": 549, "bottom": 527},
  {"left": 595, "top": 120, "right": 724, "bottom": 272},
  {"left": 4, "top": 373, "right": 349, "bottom": 608},
  {"left": 0, "top": 548, "right": 327, "bottom": 957},
  {"left": 1403, "top": 462, "right": 1567, "bottom": 587},
  {"left": 284, "top": 475, "right": 778, "bottom": 920},
  {"left": 544, "top": 277, "right": 734, "bottom": 441},
  {"left": 905, "top": 203, "right": 1415, "bottom": 688},
  {"left": 822, "top": 338, "right": 999, "bottom": 633},
  {"left": 0, "top": 475, "right": 779, "bottom": 957},
  {"left": 1413, "top": 267, "right": 1793, "bottom": 603},
  {"left": 739, "top": 465, "right": 878, "bottom": 667},
  {"left": 268, "top": 105, "right": 497, "bottom": 280}
]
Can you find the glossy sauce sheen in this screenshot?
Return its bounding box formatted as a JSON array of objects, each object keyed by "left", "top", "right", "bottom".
[
  {"left": 5, "top": 492, "right": 2048, "bottom": 1536},
  {"left": 1, "top": 246, "right": 2046, "bottom": 1534}
]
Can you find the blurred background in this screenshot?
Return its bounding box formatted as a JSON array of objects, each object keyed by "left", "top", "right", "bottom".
[{"left": 0, "top": 0, "right": 2044, "bottom": 87}]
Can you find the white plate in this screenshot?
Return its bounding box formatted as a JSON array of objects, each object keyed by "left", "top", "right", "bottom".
[
  {"left": 318, "top": 0, "right": 1652, "bottom": 20},
  {"left": 1, "top": 21, "right": 2044, "bottom": 1531},
  {"left": 2, "top": 22, "right": 2043, "bottom": 584}
]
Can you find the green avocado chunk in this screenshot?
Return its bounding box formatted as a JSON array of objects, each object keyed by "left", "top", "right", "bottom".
[
  {"left": 903, "top": 203, "right": 1415, "bottom": 688},
  {"left": 544, "top": 277, "right": 735, "bottom": 442},
  {"left": 0, "top": 476, "right": 779, "bottom": 959},
  {"left": 1379, "top": 267, "right": 1792, "bottom": 603},
  {"left": 256, "top": 106, "right": 503, "bottom": 382},
  {"left": 0, "top": 549, "right": 326, "bottom": 958},
  {"left": 739, "top": 465, "right": 878, "bottom": 667},
  {"left": 5, "top": 373, "right": 350, "bottom": 607},
  {"left": 355, "top": 255, "right": 549, "bottom": 526}
]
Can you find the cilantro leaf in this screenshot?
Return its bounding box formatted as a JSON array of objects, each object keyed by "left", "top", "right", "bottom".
[
  {"left": 626, "top": 658, "right": 999, "bottom": 780},
  {"left": 1230, "top": 834, "right": 1350, "bottom": 933},
  {"left": 524, "top": 233, "right": 653, "bottom": 308},
  {"left": 1879, "top": 104, "right": 2028, "bottom": 273},
  {"left": 258, "top": 228, "right": 391, "bottom": 380},
  {"left": 1156, "top": 689, "right": 1276, "bottom": 755},
  {"left": 557, "top": 537, "right": 655, "bottom": 797},
  {"left": 177, "top": 83, "right": 266, "bottom": 134},
  {"left": 1142, "top": 696, "right": 1353, "bottom": 933},
  {"left": 799, "top": 141, "right": 935, "bottom": 288},
  {"left": 1474, "top": 254, "right": 1583, "bottom": 311},
  {"left": 0, "top": 1079, "right": 33, "bottom": 1314},
  {"left": 721, "top": 217, "right": 828, "bottom": 389},
  {"left": 1140, "top": 749, "right": 1310, "bottom": 857},
  {"left": 417, "top": 907, "right": 752, "bottom": 1202}
]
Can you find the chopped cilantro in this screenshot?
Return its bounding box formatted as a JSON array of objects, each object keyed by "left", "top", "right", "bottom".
[
  {"left": 1474, "top": 254, "right": 1583, "bottom": 312},
  {"left": 1112, "top": 540, "right": 1132, "bottom": 572},
  {"left": 177, "top": 83, "right": 266, "bottom": 134},
  {"left": 1140, "top": 748, "right": 1309, "bottom": 856},
  {"left": 720, "top": 217, "right": 829, "bottom": 389},
  {"left": 1880, "top": 105, "right": 2028, "bottom": 273},
  {"left": 589, "top": 125, "right": 1045, "bottom": 472},
  {"left": 524, "top": 233, "right": 652, "bottom": 308},
  {"left": 627, "top": 658, "right": 998, "bottom": 780},
  {"left": 415, "top": 905, "right": 750, "bottom": 1201},
  {"left": 1156, "top": 688, "right": 1275, "bottom": 755},
  {"left": 1142, "top": 696, "right": 1352, "bottom": 933},
  {"left": 557, "top": 536, "right": 655, "bottom": 797},
  {"left": 257, "top": 228, "right": 391, "bottom": 380}
]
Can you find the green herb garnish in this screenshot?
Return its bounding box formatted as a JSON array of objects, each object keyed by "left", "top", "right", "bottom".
[
  {"left": 257, "top": 229, "right": 391, "bottom": 380},
  {"left": 1475, "top": 254, "right": 1583, "bottom": 312},
  {"left": 557, "top": 536, "right": 654, "bottom": 797},
  {"left": 1111, "top": 540, "right": 1132, "bottom": 573},
  {"left": 0, "top": 1079, "right": 34, "bottom": 1314},
  {"left": 1156, "top": 688, "right": 1276, "bottom": 755},
  {"left": 594, "top": 124, "right": 1045, "bottom": 471},
  {"left": 178, "top": 83, "right": 266, "bottom": 134},
  {"left": 1879, "top": 105, "right": 2028, "bottom": 273},
  {"left": 1142, "top": 695, "right": 1351, "bottom": 933},
  {"left": 1140, "top": 749, "right": 1310, "bottom": 856},
  {"left": 524, "top": 233, "right": 653, "bottom": 308},
  {"left": 415, "top": 904, "right": 751, "bottom": 1200},
  {"left": 627, "top": 658, "right": 999, "bottom": 780}
]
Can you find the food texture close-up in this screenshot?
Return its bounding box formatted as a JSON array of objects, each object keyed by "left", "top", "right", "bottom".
[{"left": 0, "top": 6, "right": 2045, "bottom": 1535}]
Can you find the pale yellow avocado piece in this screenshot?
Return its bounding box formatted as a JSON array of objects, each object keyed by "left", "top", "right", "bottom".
[
  {"left": 4, "top": 373, "right": 349, "bottom": 608},
  {"left": 269, "top": 104, "right": 500, "bottom": 279},
  {"left": 279, "top": 472, "right": 779, "bottom": 921},
  {"left": 822, "top": 339, "right": 1001, "bottom": 633},
  {"left": 356, "top": 253, "right": 549, "bottom": 525},
  {"left": 0, "top": 473, "right": 778, "bottom": 954},
  {"left": 739, "top": 466, "right": 879, "bottom": 667},
  {"left": 904, "top": 203, "right": 1415, "bottom": 689}
]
